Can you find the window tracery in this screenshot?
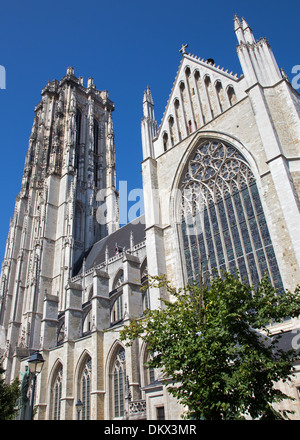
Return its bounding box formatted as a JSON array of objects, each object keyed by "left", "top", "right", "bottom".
[
  {"left": 82, "top": 306, "right": 92, "bottom": 336},
  {"left": 111, "top": 271, "right": 124, "bottom": 325},
  {"left": 144, "top": 350, "right": 155, "bottom": 386},
  {"left": 111, "top": 294, "right": 123, "bottom": 324},
  {"left": 53, "top": 365, "right": 63, "bottom": 420},
  {"left": 80, "top": 356, "right": 92, "bottom": 420},
  {"left": 180, "top": 139, "right": 283, "bottom": 290},
  {"left": 112, "top": 347, "right": 126, "bottom": 418},
  {"left": 93, "top": 119, "right": 99, "bottom": 187}
]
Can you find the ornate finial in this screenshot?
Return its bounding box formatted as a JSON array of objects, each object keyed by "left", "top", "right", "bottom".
[{"left": 179, "top": 44, "right": 188, "bottom": 55}]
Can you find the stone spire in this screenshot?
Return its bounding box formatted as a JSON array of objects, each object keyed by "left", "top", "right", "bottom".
[{"left": 141, "top": 86, "right": 158, "bottom": 159}]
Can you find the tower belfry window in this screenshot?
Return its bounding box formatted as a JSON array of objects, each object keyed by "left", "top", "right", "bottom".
[
  {"left": 75, "top": 110, "right": 82, "bottom": 170},
  {"left": 93, "top": 119, "right": 99, "bottom": 154},
  {"left": 93, "top": 119, "right": 99, "bottom": 186}
]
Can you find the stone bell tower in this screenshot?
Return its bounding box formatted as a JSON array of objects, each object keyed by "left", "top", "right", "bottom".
[{"left": 0, "top": 68, "right": 119, "bottom": 380}]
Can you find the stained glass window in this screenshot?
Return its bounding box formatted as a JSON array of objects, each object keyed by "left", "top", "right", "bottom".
[
  {"left": 53, "top": 365, "right": 63, "bottom": 420},
  {"left": 111, "top": 294, "right": 123, "bottom": 324},
  {"left": 113, "top": 347, "right": 126, "bottom": 418},
  {"left": 180, "top": 139, "right": 283, "bottom": 290},
  {"left": 75, "top": 110, "right": 81, "bottom": 171},
  {"left": 80, "top": 357, "right": 92, "bottom": 420}
]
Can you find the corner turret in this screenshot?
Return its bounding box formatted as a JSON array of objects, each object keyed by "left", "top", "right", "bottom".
[{"left": 234, "top": 14, "right": 282, "bottom": 87}]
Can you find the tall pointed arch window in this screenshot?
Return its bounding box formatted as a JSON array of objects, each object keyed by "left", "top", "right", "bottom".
[
  {"left": 74, "top": 202, "right": 84, "bottom": 242},
  {"left": 144, "top": 349, "right": 155, "bottom": 386},
  {"left": 57, "top": 319, "right": 65, "bottom": 346},
  {"left": 111, "top": 295, "right": 123, "bottom": 324},
  {"left": 93, "top": 119, "right": 99, "bottom": 187},
  {"left": 111, "top": 271, "right": 124, "bottom": 325},
  {"left": 75, "top": 109, "right": 82, "bottom": 171},
  {"left": 80, "top": 356, "right": 92, "bottom": 420},
  {"left": 180, "top": 139, "right": 283, "bottom": 291},
  {"left": 112, "top": 347, "right": 126, "bottom": 418},
  {"left": 52, "top": 364, "right": 63, "bottom": 420},
  {"left": 227, "top": 86, "right": 237, "bottom": 106}
]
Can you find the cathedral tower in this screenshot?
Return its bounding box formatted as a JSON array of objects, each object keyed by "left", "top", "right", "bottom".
[{"left": 0, "top": 68, "right": 119, "bottom": 380}]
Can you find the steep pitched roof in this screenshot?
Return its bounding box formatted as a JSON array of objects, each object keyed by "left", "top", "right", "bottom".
[
  {"left": 74, "top": 215, "right": 146, "bottom": 275},
  {"left": 157, "top": 51, "right": 241, "bottom": 138}
]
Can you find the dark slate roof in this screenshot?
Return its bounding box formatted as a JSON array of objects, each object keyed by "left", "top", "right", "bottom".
[
  {"left": 253, "top": 328, "right": 300, "bottom": 355},
  {"left": 74, "top": 215, "right": 146, "bottom": 275},
  {"left": 272, "top": 329, "right": 300, "bottom": 354}
]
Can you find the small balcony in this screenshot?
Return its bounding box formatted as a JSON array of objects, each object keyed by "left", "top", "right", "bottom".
[{"left": 127, "top": 399, "right": 147, "bottom": 420}]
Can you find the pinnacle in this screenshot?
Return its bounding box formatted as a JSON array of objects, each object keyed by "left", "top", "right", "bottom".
[
  {"left": 241, "top": 17, "right": 251, "bottom": 30},
  {"left": 234, "top": 14, "right": 242, "bottom": 31},
  {"left": 143, "top": 86, "right": 154, "bottom": 105}
]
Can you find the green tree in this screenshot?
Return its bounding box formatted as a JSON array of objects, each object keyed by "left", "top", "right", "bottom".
[
  {"left": 0, "top": 357, "right": 20, "bottom": 420},
  {"left": 120, "top": 272, "right": 300, "bottom": 420}
]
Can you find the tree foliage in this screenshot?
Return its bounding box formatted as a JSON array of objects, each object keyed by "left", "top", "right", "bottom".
[
  {"left": 120, "top": 272, "right": 300, "bottom": 420},
  {"left": 0, "top": 357, "right": 20, "bottom": 420}
]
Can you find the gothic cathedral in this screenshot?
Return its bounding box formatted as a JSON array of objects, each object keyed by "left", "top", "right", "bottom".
[{"left": 1, "top": 16, "right": 300, "bottom": 419}]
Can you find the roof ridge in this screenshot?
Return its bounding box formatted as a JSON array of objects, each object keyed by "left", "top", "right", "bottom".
[
  {"left": 185, "top": 52, "right": 240, "bottom": 78},
  {"left": 157, "top": 57, "right": 184, "bottom": 133}
]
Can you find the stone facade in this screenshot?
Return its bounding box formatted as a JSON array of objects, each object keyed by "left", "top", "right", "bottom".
[
  {"left": 1, "top": 15, "right": 300, "bottom": 420},
  {"left": 141, "top": 15, "right": 300, "bottom": 418}
]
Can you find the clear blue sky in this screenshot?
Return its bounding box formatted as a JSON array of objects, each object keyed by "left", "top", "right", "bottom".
[{"left": 0, "top": 0, "right": 299, "bottom": 260}]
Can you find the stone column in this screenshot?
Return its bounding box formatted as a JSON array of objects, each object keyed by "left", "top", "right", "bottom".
[
  {"left": 64, "top": 282, "right": 83, "bottom": 341},
  {"left": 91, "top": 269, "right": 110, "bottom": 331},
  {"left": 40, "top": 294, "right": 59, "bottom": 349}
]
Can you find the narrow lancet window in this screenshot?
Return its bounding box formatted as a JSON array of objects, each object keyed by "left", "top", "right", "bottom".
[
  {"left": 75, "top": 110, "right": 82, "bottom": 171},
  {"left": 227, "top": 86, "right": 237, "bottom": 106},
  {"left": 113, "top": 347, "right": 126, "bottom": 418},
  {"left": 93, "top": 119, "right": 99, "bottom": 186},
  {"left": 80, "top": 357, "right": 92, "bottom": 420},
  {"left": 53, "top": 365, "right": 63, "bottom": 420}
]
